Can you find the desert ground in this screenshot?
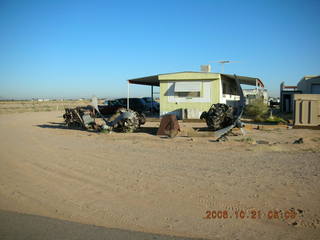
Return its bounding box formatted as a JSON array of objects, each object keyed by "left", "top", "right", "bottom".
[
  {"left": 0, "top": 100, "right": 91, "bottom": 114},
  {"left": 0, "top": 110, "right": 320, "bottom": 239}
]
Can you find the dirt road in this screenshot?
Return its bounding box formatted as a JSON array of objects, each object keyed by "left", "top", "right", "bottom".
[{"left": 0, "top": 112, "right": 319, "bottom": 239}]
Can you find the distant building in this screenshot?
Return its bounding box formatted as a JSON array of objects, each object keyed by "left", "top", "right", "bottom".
[
  {"left": 297, "top": 75, "right": 320, "bottom": 94},
  {"left": 242, "top": 88, "right": 268, "bottom": 105},
  {"left": 280, "top": 75, "right": 320, "bottom": 113},
  {"left": 280, "top": 83, "right": 301, "bottom": 113}
]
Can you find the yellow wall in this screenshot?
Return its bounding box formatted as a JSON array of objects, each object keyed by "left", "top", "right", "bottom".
[{"left": 159, "top": 77, "right": 221, "bottom": 115}]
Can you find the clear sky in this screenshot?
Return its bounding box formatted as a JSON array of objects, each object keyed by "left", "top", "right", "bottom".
[{"left": 0, "top": 0, "right": 319, "bottom": 99}]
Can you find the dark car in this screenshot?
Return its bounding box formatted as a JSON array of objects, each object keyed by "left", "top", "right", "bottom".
[
  {"left": 142, "top": 97, "right": 159, "bottom": 112},
  {"left": 98, "top": 99, "right": 123, "bottom": 115},
  {"left": 98, "top": 98, "right": 148, "bottom": 115},
  {"left": 117, "top": 98, "right": 148, "bottom": 113}
]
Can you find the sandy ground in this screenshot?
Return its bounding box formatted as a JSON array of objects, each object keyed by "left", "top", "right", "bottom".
[{"left": 0, "top": 111, "right": 320, "bottom": 239}]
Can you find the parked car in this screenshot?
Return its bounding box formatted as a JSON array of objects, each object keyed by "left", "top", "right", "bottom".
[
  {"left": 118, "top": 98, "right": 148, "bottom": 113},
  {"left": 98, "top": 98, "right": 148, "bottom": 115},
  {"left": 98, "top": 99, "right": 123, "bottom": 115},
  {"left": 142, "top": 97, "right": 159, "bottom": 112}
]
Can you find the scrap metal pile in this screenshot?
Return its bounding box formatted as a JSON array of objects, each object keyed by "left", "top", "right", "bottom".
[
  {"left": 63, "top": 105, "right": 145, "bottom": 133},
  {"left": 200, "top": 103, "right": 235, "bottom": 131}
]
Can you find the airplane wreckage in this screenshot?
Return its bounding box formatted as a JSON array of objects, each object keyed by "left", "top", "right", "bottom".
[{"left": 63, "top": 98, "right": 145, "bottom": 133}]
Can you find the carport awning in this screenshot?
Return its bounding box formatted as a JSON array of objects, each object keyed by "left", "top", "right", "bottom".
[
  {"left": 128, "top": 72, "right": 264, "bottom": 88},
  {"left": 221, "top": 74, "right": 264, "bottom": 88},
  {"left": 128, "top": 75, "right": 159, "bottom": 86}
]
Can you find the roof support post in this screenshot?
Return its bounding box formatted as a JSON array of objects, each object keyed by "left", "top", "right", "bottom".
[
  {"left": 151, "top": 85, "right": 154, "bottom": 112},
  {"left": 127, "top": 81, "right": 130, "bottom": 110}
]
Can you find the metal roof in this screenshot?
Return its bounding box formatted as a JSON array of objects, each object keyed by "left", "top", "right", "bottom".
[
  {"left": 298, "top": 75, "right": 320, "bottom": 85},
  {"left": 128, "top": 72, "right": 264, "bottom": 88},
  {"left": 221, "top": 74, "right": 264, "bottom": 88},
  {"left": 128, "top": 75, "right": 159, "bottom": 86}
]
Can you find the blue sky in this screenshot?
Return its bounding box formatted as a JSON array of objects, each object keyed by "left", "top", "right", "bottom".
[{"left": 0, "top": 0, "right": 319, "bottom": 99}]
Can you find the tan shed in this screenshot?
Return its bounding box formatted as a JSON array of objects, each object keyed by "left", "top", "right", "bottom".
[{"left": 293, "top": 94, "right": 320, "bottom": 126}]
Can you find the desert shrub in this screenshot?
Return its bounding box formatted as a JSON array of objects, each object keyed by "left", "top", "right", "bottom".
[
  {"left": 265, "top": 116, "right": 286, "bottom": 123},
  {"left": 254, "top": 115, "right": 265, "bottom": 122},
  {"left": 236, "top": 137, "right": 255, "bottom": 143},
  {"left": 244, "top": 99, "right": 268, "bottom": 119}
]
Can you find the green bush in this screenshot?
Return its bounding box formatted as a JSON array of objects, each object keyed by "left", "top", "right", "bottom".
[
  {"left": 265, "top": 116, "right": 286, "bottom": 123},
  {"left": 253, "top": 115, "right": 265, "bottom": 122},
  {"left": 244, "top": 99, "right": 268, "bottom": 119},
  {"left": 236, "top": 137, "right": 255, "bottom": 143}
]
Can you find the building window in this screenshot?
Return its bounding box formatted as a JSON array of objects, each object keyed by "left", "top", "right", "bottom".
[
  {"left": 174, "top": 81, "right": 202, "bottom": 98},
  {"left": 175, "top": 91, "right": 200, "bottom": 98}
]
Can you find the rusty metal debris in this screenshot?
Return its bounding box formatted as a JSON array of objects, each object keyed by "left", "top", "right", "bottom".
[
  {"left": 157, "top": 114, "right": 180, "bottom": 138},
  {"left": 63, "top": 105, "right": 145, "bottom": 133},
  {"left": 293, "top": 138, "right": 304, "bottom": 144}
]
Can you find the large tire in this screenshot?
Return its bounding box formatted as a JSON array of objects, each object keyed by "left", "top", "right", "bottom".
[{"left": 200, "top": 104, "right": 235, "bottom": 131}]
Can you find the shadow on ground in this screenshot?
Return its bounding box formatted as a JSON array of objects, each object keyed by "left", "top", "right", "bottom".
[
  {"left": 36, "top": 123, "right": 88, "bottom": 132},
  {"left": 0, "top": 210, "right": 208, "bottom": 240},
  {"left": 47, "top": 121, "right": 65, "bottom": 125},
  {"left": 241, "top": 120, "right": 282, "bottom": 126},
  {"left": 37, "top": 124, "right": 69, "bottom": 130},
  {"left": 36, "top": 123, "right": 159, "bottom": 136},
  {"left": 193, "top": 127, "right": 211, "bottom": 132},
  {"left": 136, "top": 127, "right": 158, "bottom": 135}
]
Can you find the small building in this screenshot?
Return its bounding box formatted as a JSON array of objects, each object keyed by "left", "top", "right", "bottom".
[
  {"left": 297, "top": 75, "right": 320, "bottom": 94},
  {"left": 280, "top": 83, "right": 301, "bottom": 113},
  {"left": 128, "top": 72, "right": 264, "bottom": 119},
  {"left": 242, "top": 88, "right": 268, "bottom": 105},
  {"left": 280, "top": 75, "right": 320, "bottom": 113}
]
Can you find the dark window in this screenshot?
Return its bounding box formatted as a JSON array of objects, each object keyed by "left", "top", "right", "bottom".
[{"left": 174, "top": 92, "right": 200, "bottom": 97}]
